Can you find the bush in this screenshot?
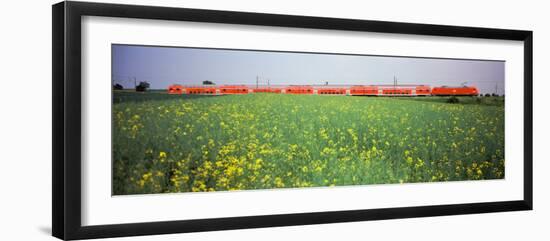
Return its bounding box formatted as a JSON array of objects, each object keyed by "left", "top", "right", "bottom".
[
  {"left": 113, "top": 83, "right": 123, "bottom": 90},
  {"left": 447, "top": 96, "right": 460, "bottom": 104},
  {"left": 136, "top": 81, "right": 150, "bottom": 92}
]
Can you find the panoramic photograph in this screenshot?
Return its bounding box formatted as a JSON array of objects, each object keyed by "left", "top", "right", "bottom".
[{"left": 111, "top": 44, "right": 505, "bottom": 195}]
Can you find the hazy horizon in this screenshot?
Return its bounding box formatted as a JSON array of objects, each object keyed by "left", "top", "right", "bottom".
[{"left": 112, "top": 44, "right": 505, "bottom": 95}]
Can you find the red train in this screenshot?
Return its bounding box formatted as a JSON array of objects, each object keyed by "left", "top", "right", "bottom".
[
  {"left": 285, "top": 86, "right": 314, "bottom": 94},
  {"left": 167, "top": 84, "right": 184, "bottom": 94},
  {"left": 317, "top": 87, "right": 347, "bottom": 95},
  {"left": 252, "top": 87, "right": 282, "bottom": 93},
  {"left": 187, "top": 86, "right": 216, "bottom": 95},
  {"left": 167, "top": 84, "right": 479, "bottom": 96},
  {"left": 350, "top": 86, "right": 378, "bottom": 96},
  {"left": 219, "top": 85, "right": 248, "bottom": 94},
  {"left": 431, "top": 86, "right": 479, "bottom": 96}
]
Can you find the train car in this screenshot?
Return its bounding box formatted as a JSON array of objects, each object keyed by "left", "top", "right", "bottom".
[
  {"left": 167, "top": 84, "right": 183, "bottom": 94},
  {"left": 381, "top": 87, "right": 414, "bottom": 96},
  {"left": 285, "top": 85, "right": 313, "bottom": 94},
  {"left": 317, "top": 87, "right": 346, "bottom": 95},
  {"left": 350, "top": 86, "right": 378, "bottom": 96},
  {"left": 220, "top": 85, "right": 249, "bottom": 94},
  {"left": 185, "top": 86, "right": 217, "bottom": 95},
  {"left": 431, "top": 86, "right": 479, "bottom": 96},
  {"left": 252, "top": 88, "right": 282, "bottom": 93},
  {"left": 415, "top": 85, "right": 431, "bottom": 96}
]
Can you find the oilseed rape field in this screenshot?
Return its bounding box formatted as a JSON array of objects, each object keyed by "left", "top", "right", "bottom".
[{"left": 112, "top": 92, "right": 504, "bottom": 195}]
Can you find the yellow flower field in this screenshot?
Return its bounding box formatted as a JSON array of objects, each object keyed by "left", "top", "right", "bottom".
[{"left": 112, "top": 92, "right": 505, "bottom": 195}]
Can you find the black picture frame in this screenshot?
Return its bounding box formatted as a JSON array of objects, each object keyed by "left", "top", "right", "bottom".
[{"left": 52, "top": 1, "right": 533, "bottom": 240}]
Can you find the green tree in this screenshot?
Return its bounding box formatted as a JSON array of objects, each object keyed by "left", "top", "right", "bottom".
[
  {"left": 113, "top": 83, "right": 123, "bottom": 90},
  {"left": 136, "top": 81, "right": 150, "bottom": 92}
]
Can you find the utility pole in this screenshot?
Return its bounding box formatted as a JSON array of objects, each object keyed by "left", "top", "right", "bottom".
[{"left": 256, "top": 75, "right": 259, "bottom": 88}]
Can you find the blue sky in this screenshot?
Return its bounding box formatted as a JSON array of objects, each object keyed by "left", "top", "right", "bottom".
[{"left": 112, "top": 44, "right": 505, "bottom": 94}]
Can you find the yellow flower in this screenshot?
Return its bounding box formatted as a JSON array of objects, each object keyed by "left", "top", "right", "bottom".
[
  {"left": 274, "top": 177, "right": 285, "bottom": 188},
  {"left": 159, "top": 151, "right": 167, "bottom": 159},
  {"left": 406, "top": 156, "right": 413, "bottom": 165},
  {"left": 142, "top": 172, "right": 152, "bottom": 181}
]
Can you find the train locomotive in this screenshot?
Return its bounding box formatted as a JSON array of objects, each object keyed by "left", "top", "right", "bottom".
[{"left": 167, "top": 84, "right": 479, "bottom": 96}]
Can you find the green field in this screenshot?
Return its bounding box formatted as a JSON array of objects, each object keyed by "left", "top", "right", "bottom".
[{"left": 112, "top": 92, "right": 505, "bottom": 195}]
